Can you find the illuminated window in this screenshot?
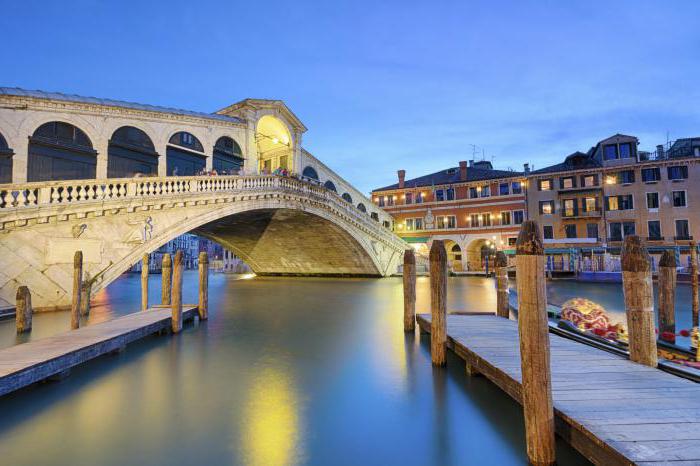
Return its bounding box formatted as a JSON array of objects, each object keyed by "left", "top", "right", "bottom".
[
  {"left": 539, "top": 179, "right": 552, "bottom": 191},
  {"left": 584, "top": 197, "right": 597, "bottom": 212},
  {"left": 539, "top": 201, "right": 554, "bottom": 215},
  {"left": 501, "top": 211, "right": 511, "bottom": 225},
  {"left": 470, "top": 214, "right": 480, "bottom": 227}
]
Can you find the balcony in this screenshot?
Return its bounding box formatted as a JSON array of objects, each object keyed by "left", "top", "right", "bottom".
[
  {"left": 561, "top": 209, "right": 602, "bottom": 219},
  {"left": 674, "top": 235, "right": 694, "bottom": 241}
]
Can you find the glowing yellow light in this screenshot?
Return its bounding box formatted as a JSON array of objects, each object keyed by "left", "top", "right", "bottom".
[
  {"left": 522, "top": 180, "right": 528, "bottom": 187},
  {"left": 492, "top": 235, "right": 497, "bottom": 240},
  {"left": 272, "top": 137, "right": 279, "bottom": 144},
  {"left": 401, "top": 194, "right": 405, "bottom": 199},
  {"left": 605, "top": 176, "right": 616, "bottom": 185},
  {"left": 397, "top": 223, "right": 404, "bottom": 230},
  {"left": 476, "top": 186, "right": 482, "bottom": 191}
]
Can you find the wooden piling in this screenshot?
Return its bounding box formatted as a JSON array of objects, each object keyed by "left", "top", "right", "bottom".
[
  {"left": 515, "top": 220, "right": 555, "bottom": 466},
  {"left": 171, "top": 250, "right": 183, "bottom": 333},
  {"left": 71, "top": 251, "right": 82, "bottom": 330},
  {"left": 621, "top": 236, "right": 658, "bottom": 367},
  {"left": 141, "top": 253, "right": 149, "bottom": 311},
  {"left": 80, "top": 281, "right": 91, "bottom": 316},
  {"left": 161, "top": 253, "right": 172, "bottom": 306},
  {"left": 198, "top": 251, "right": 209, "bottom": 320},
  {"left": 495, "top": 251, "right": 509, "bottom": 318},
  {"left": 16, "top": 286, "right": 32, "bottom": 333},
  {"left": 430, "top": 240, "right": 447, "bottom": 366},
  {"left": 691, "top": 241, "right": 699, "bottom": 328},
  {"left": 403, "top": 249, "right": 416, "bottom": 332},
  {"left": 658, "top": 251, "right": 676, "bottom": 343}
]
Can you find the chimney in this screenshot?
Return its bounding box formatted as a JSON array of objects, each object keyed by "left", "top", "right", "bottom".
[
  {"left": 523, "top": 163, "right": 530, "bottom": 173},
  {"left": 656, "top": 144, "right": 665, "bottom": 159},
  {"left": 398, "top": 169, "right": 406, "bottom": 188},
  {"left": 459, "top": 161, "right": 468, "bottom": 181}
]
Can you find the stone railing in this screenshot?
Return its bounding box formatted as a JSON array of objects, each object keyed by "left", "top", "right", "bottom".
[{"left": 0, "top": 175, "right": 406, "bottom": 248}]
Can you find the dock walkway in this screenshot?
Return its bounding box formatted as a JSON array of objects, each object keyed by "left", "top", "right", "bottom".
[
  {"left": 0, "top": 305, "right": 197, "bottom": 397},
  {"left": 417, "top": 313, "right": 700, "bottom": 466}
]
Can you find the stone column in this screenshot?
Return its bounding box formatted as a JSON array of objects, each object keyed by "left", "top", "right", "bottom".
[
  {"left": 96, "top": 137, "right": 109, "bottom": 179},
  {"left": 11, "top": 135, "right": 28, "bottom": 183}
]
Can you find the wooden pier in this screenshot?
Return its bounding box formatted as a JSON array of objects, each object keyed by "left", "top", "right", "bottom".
[
  {"left": 0, "top": 305, "right": 197, "bottom": 397},
  {"left": 416, "top": 313, "right": 700, "bottom": 466}
]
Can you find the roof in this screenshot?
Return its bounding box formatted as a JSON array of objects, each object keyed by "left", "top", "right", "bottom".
[
  {"left": 216, "top": 98, "right": 307, "bottom": 132},
  {"left": 0, "top": 87, "right": 246, "bottom": 124},
  {"left": 529, "top": 152, "right": 602, "bottom": 175},
  {"left": 373, "top": 165, "right": 522, "bottom": 192}
]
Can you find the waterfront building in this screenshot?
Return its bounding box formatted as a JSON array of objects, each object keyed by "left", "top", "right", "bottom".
[
  {"left": 371, "top": 160, "right": 526, "bottom": 272},
  {"left": 526, "top": 134, "right": 700, "bottom": 271}
]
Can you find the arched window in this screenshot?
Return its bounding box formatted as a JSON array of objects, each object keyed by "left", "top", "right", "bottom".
[
  {"left": 167, "top": 131, "right": 205, "bottom": 176},
  {"left": 357, "top": 202, "right": 367, "bottom": 213},
  {"left": 342, "top": 193, "right": 353, "bottom": 203},
  {"left": 0, "top": 132, "right": 12, "bottom": 183},
  {"left": 324, "top": 180, "right": 337, "bottom": 192},
  {"left": 28, "top": 121, "right": 96, "bottom": 181},
  {"left": 213, "top": 136, "right": 244, "bottom": 174},
  {"left": 108, "top": 126, "right": 158, "bottom": 178},
  {"left": 302, "top": 166, "right": 319, "bottom": 180}
]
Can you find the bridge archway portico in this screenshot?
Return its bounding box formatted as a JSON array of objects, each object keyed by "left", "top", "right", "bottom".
[{"left": 0, "top": 174, "right": 405, "bottom": 309}]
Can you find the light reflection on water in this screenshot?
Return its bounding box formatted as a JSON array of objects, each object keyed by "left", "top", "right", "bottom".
[{"left": 0, "top": 275, "right": 591, "bottom": 465}]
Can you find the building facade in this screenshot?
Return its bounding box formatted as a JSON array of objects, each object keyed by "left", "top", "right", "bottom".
[
  {"left": 526, "top": 134, "right": 700, "bottom": 271},
  {"left": 371, "top": 160, "right": 526, "bottom": 272}
]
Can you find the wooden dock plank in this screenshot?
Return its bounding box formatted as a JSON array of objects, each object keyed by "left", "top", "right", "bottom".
[
  {"left": 0, "top": 306, "right": 198, "bottom": 397},
  {"left": 416, "top": 313, "right": 700, "bottom": 466}
]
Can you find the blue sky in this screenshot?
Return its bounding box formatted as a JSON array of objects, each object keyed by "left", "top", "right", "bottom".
[{"left": 2, "top": 0, "right": 699, "bottom": 193}]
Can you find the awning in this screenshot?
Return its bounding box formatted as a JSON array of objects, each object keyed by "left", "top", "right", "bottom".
[{"left": 402, "top": 236, "right": 430, "bottom": 244}]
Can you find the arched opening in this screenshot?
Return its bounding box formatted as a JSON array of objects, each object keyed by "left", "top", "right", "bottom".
[
  {"left": 357, "top": 203, "right": 367, "bottom": 213},
  {"left": 342, "top": 193, "right": 352, "bottom": 203},
  {"left": 0, "top": 132, "right": 13, "bottom": 183},
  {"left": 445, "top": 241, "right": 463, "bottom": 272},
  {"left": 256, "top": 115, "right": 292, "bottom": 174},
  {"left": 302, "top": 166, "right": 318, "bottom": 180},
  {"left": 466, "top": 238, "right": 496, "bottom": 272},
  {"left": 167, "top": 131, "right": 206, "bottom": 176},
  {"left": 108, "top": 126, "right": 158, "bottom": 178},
  {"left": 28, "top": 121, "right": 96, "bottom": 181},
  {"left": 324, "top": 180, "right": 337, "bottom": 192},
  {"left": 213, "top": 136, "right": 244, "bottom": 174}
]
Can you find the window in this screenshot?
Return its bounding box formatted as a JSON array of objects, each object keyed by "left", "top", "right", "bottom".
[
  {"left": 513, "top": 210, "right": 524, "bottom": 224},
  {"left": 539, "top": 200, "right": 554, "bottom": 215},
  {"left": 435, "top": 189, "right": 445, "bottom": 202},
  {"left": 405, "top": 192, "right": 413, "bottom": 204},
  {"left": 446, "top": 187, "right": 455, "bottom": 201},
  {"left": 501, "top": 211, "right": 511, "bottom": 225},
  {"left": 604, "top": 144, "right": 619, "bottom": 160},
  {"left": 587, "top": 223, "right": 599, "bottom": 240},
  {"left": 543, "top": 225, "right": 553, "bottom": 239},
  {"left": 648, "top": 220, "right": 662, "bottom": 240},
  {"left": 482, "top": 213, "right": 492, "bottom": 227},
  {"left": 437, "top": 216, "right": 457, "bottom": 229},
  {"left": 619, "top": 143, "right": 632, "bottom": 159},
  {"left": 415, "top": 192, "right": 423, "bottom": 203},
  {"left": 646, "top": 192, "right": 659, "bottom": 209},
  {"left": 378, "top": 196, "right": 385, "bottom": 207},
  {"left": 641, "top": 167, "right": 660, "bottom": 183},
  {"left": 675, "top": 219, "right": 690, "bottom": 239},
  {"left": 584, "top": 197, "right": 597, "bottom": 212},
  {"left": 405, "top": 219, "right": 414, "bottom": 231},
  {"left": 582, "top": 175, "right": 597, "bottom": 187},
  {"left": 609, "top": 222, "right": 636, "bottom": 240},
  {"left": 672, "top": 190, "right": 687, "bottom": 207},
  {"left": 387, "top": 195, "right": 394, "bottom": 206},
  {"left": 414, "top": 218, "right": 423, "bottom": 230},
  {"left": 668, "top": 165, "right": 689, "bottom": 180},
  {"left": 620, "top": 170, "right": 635, "bottom": 184},
  {"left": 499, "top": 183, "right": 510, "bottom": 195},
  {"left": 470, "top": 214, "right": 480, "bottom": 227},
  {"left": 563, "top": 198, "right": 577, "bottom": 217},
  {"left": 565, "top": 224, "right": 577, "bottom": 238},
  {"left": 624, "top": 222, "right": 636, "bottom": 237},
  {"left": 508, "top": 237, "right": 517, "bottom": 246},
  {"left": 561, "top": 177, "right": 575, "bottom": 189},
  {"left": 469, "top": 187, "right": 478, "bottom": 199},
  {"left": 480, "top": 185, "right": 490, "bottom": 197},
  {"left": 511, "top": 181, "right": 523, "bottom": 194},
  {"left": 606, "top": 195, "right": 633, "bottom": 211},
  {"left": 371, "top": 212, "right": 379, "bottom": 221},
  {"left": 538, "top": 179, "right": 552, "bottom": 191}
]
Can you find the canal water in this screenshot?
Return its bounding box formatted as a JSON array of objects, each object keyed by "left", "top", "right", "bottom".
[{"left": 0, "top": 274, "right": 601, "bottom": 466}]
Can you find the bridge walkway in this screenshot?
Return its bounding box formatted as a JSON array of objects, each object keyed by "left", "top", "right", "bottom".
[
  {"left": 0, "top": 305, "right": 197, "bottom": 397},
  {"left": 416, "top": 313, "right": 700, "bottom": 466}
]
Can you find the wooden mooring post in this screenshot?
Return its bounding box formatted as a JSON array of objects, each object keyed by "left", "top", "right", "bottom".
[
  {"left": 71, "top": 251, "right": 83, "bottom": 330},
  {"left": 161, "top": 253, "right": 172, "bottom": 306},
  {"left": 621, "top": 236, "right": 658, "bottom": 367},
  {"left": 515, "top": 221, "right": 555, "bottom": 466},
  {"left": 495, "top": 251, "right": 509, "bottom": 318},
  {"left": 403, "top": 249, "right": 416, "bottom": 332},
  {"left": 430, "top": 240, "right": 447, "bottom": 366},
  {"left": 141, "top": 253, "right": 149, "bottom": 311},
  {"left": 80, "top": 281, "right": 91, "bottom": 317},
  {"left": 691, "top": 241, "right": 699, "bottom": 328},
  {"left": 658, "top": 250, "right": 676, "bottom": 343},
  {"left": 16, "top": 286, "right": 32, "bottom": 333},
  {"left": 171, "top": 250, "right": 183, "bottom": 333},
  {"left": 198, "top": 251, "right": 209, "bottom": 320}
]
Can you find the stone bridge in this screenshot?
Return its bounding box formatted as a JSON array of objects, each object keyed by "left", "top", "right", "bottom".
[{"left": 0, "top": 174, "right": 408, "bottom": 309}]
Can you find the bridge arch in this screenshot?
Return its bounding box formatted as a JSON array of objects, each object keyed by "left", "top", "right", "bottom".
[
  {"left": 357, "top": 202, "right": 366, "bottom": 213},
  {"left": 166, "top": 131, "right": 206, "bottom": 176},
  {"left": 341, "top": 193, "right": 353, "bottom": 204},
  {"left": 213, "top": 136, "right": 244, "bottom": 174},
  {"left": 302, "top": 166, "right": 319, "bottom": 180},
  {"left": 256, "top": 115, "right": 292, "bottom": 174},
  {"left": 28, "top": 121, "right": 97, "bottom": 181},
  {"left": 0, "top": 131, "right": 12, "bottom": 183},
  {"left": 324, "top": 180, "right": 337, "bottom": 192},
  {"left": 108, "top": 126, "right": 158, "bottom": 178}
]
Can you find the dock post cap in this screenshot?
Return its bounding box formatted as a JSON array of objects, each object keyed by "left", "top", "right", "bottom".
[
  {"left": 174, "top": 250, "right": 183, "bottom": 264},
  {"left": 429, "top": 240, "right": 447, "bottom": 261},
  {"left": 403, "top": 248, "right": 415, "bottom": 264},
  {"left": 659, "top": 250, "right": 676, "bottom": 268},
  {"left": 621, "top": 235, "right": 650, "bottom": 272},
  {"left": 16, "top": 285, "right": 29, "bottom": 299},
  {"left": 162, "top": 253, "right": 172, "bottom": 266},
  {"left": 73, "top": 250, "right": 83, "bottom": 266},
  {"left": 199, "top": 251, "right": 209, "bottom": 264},
  {"left": 515, "top": 220, "right": 543, "bottom": 255},
  {"left": 495, "top": 251, "right": 508, "bottom": 267}
]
